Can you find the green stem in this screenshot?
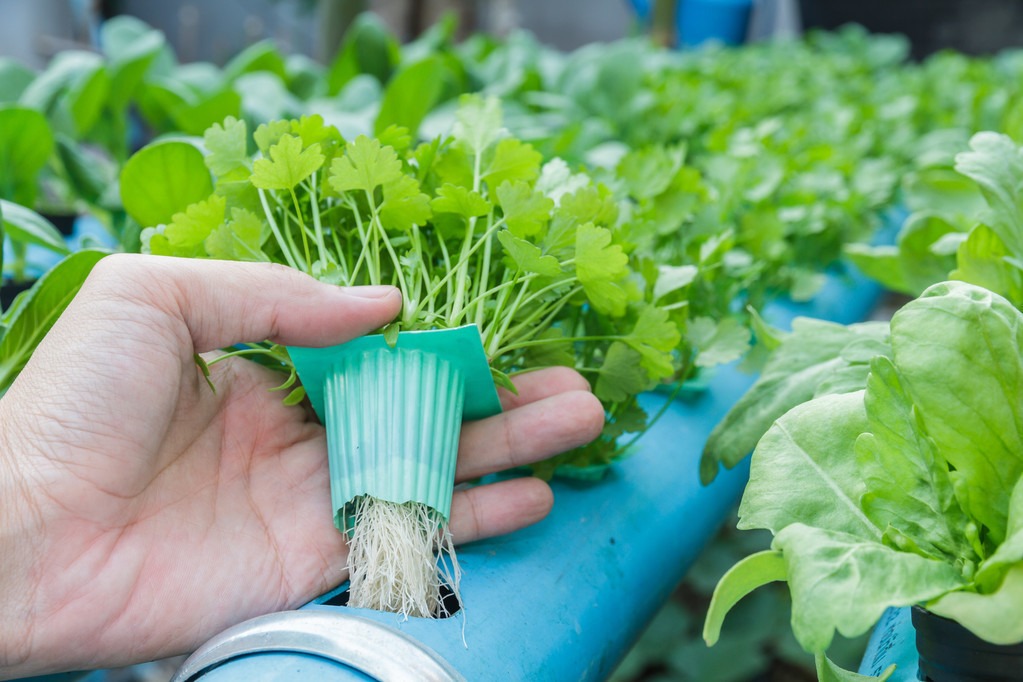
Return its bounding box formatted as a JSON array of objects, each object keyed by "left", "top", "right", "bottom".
[
  {"left": 289, "top": 187, "right": 313, "bottom": 274},
  {"left": 308, "top": 175, "right": 329, "bottom": 265},
  {"left": 258, "top": 189, "right": 300, "bottom": 270},
  {"left": 367, "top": 195, "right": 411, "bottom": 322}
]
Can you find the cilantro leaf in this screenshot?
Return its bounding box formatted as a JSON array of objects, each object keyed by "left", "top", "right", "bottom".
[
  {"left": 380, "top": 174, "right": 432, "bottom": 231},
  {"left": 251, "top": 134, "right": 324, "bottom": 190},
  {"left": 496, "top": 181, "right": 553, "bottom": 238},
  {"left": 575, "top": 222, "right": 629, "bottom": 316},
  {"left": 688, "top": 316, "right": 752, "bottom": 368},
  {"left": 144, "top": 193, "right": 226, "bottom": 258},
  {"left": 452, "top": 94, "right": 502, "bottom": 157},
  {"left": 329, "top": 136, "right": 403, "bottom": 194},
  {"left": 623, "top": 306, "right": 681, "bottom": 379},
  {"left": 204, "top": 207, "right": 269, "bottom": 261},
  {"left": 483, "top": 139, "right": 542, "bottom": 188},
  {"left": 253, "top": 119, "right": 291, "bottom": 155},
  {"left": 204, "top": 116, "right": 250, "bottom": 179},
  {"left": 497, "top": 230, "right": 562, "bottom": 276},
  {"left": 595, "top": 341, "right": 648, "bottom": 403},
  {"left": 430, "top": 183, "right": 492, "bottom": 219}
]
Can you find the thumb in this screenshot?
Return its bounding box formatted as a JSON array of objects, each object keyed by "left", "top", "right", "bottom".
[{"left": 80, "top": 255, "right": 402, "bottom": 351}]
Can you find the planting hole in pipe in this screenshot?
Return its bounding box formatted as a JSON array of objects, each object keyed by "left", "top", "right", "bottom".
[{"left": 323, "top": 581, "right": 462, "bottom": 617}]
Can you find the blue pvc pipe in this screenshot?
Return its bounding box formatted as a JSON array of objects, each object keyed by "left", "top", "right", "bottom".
[{"left": 858, "top": 608, "right": 919, "bottom": 680}]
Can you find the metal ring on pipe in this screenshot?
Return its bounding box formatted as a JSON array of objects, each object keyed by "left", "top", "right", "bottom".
[{"left": 170, "top": 610, "right": 464, "bottom": 682}]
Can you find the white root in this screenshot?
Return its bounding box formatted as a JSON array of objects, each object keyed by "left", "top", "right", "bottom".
[{"left": 345, "top": 496, "right": 462, "bottom": 618}]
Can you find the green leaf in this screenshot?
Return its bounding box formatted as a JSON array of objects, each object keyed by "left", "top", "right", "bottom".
[
  {"left": 0, "top": 107, "right": 53, "bottom": 205},
  {"left": 251, "top": 134, "right": 324, "bottom": 191},
  {"left": 653, "top": 264, "right": 698, "bottom": 302},
  {"left": 954, "top": 133, "right": 1023, "bottom": 256},
  {"left": 253, "top": 119, "right": 292, "bottom": 156},
  {"left": 144, "top": 193, "right": 225, "bottom": 258},
  {"left": 56, "top": 135, "right": 112, "bottom": 207},
  {"left": 575, "top": 222, "right": 628, "bottom": 316},
  {"left": 951, "top": 225, "right": 1023, "bottom": 306},
  {"left": 194, "top": 353, "right": 215, "bottom": 393},
  {"left": 816, "top": 654, "right": 894, "bottom": 681},
  {"left": 204, "top": 207, "right": 268, "bottom": 261},
  {"left": 283, "top": 386, "right": 306, "bottom": 406},
  {"left": 688, "top": 317, "right": 752, "bottom": 368},
  {"left": 595, "top": 341, "right": 648, "bottom": 403},
  {"left": 374, "top": 56, "right": 446, "bottom": 138},
  {"left": 496, "top": 231, "right": 562, "bottom": 276},
  {"left": 701, "top": 319, "right": 890, "bottom": 483},
  {"left": 329, "top": 136, "right": 403, "bottom": 194},
  {"left": 223, "top": 40, "right": 288, "bottom": 82},
  {"left": 490, "top": 367, "right": 518, "bottom": 394},
  {"left": 431, "top": 184, "right": 492, "bottom": 219},
  {"left": 121, "top": 140, "right": 213, "bottom": 227},
  {"left": 891, "top": 281, "right": 1023, "bottom": 543},
  {"left": 927, "top": 563, "right": 1023, "bottom": 645},
  {"left": 975, "top": 478, "right": 1023, "bottom": 591},
  {"left": 739, "top": 391, "right": 881, "bottom": 540},
  {"left": 325, "top": 12, "right": 399, "bottom": 94},
  {"left": 379, "top": 175, "right": 432, "bottom": 231},
  {"left": 496, "top": 181, "right": 553, "bottom": 238},
  {"left": 101, "top": 16, "right": 166, "bottom": 109},
  {"left": 776, "top": 523, "right": 965, "bottom": 653},
  {"left": 0, "top": 59, "right": 36, "bottom": 104},
  {"left": 483, "top": 139, "right": 543, "bottom": 188},
  {"left": 452, "top": 94, "right": 503, "bottom": 157},
  {"left": 855, "top": 356, "right": 973, "bottom": 562},
  {"left": 623, "top": 306, "right": 680, "bottom": 380},
  {"left": 204, "top": 116, "right": 250, "bottom": 179},
  {"left": 0, "top": 250, "right": 108, "bottom": 391},
  {"left": 1, "top": 201, "right": 70, "bottom": 255},
  {"left": 703, "top": 550, "right": 787, "bottom": 646}
]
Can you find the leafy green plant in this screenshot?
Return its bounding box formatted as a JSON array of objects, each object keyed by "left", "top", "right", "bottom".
[
  {"left": 120, "top": 95, "right": 685, "bottom": 616},
  {"left": 704, "top": 281, "right": 1023, "bottom": 679},
  {"left": 138, "top": 97, "right": 677, "bottom": 403}
]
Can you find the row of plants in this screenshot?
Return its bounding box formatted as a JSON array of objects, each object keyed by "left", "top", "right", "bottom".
[
  {"left": 702, "top": 133, "right": 1023, "bottom": 680},
  {"left": 3, "top": 10, "right": 1023, "bottom": 674}
]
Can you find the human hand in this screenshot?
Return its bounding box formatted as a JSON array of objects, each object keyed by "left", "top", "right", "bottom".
[{"left": 0, "top": 255, "right": 603, "bottom": 678}]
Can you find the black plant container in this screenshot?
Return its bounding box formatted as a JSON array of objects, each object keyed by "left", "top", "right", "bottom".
[
  {"left": 1, "top": 279, "right": 34, "bottom": 311},
  {"left": 39, "top": 212, "right": 79, "bottom": 237},
  {"left": 912, "top": 606, "right": 1023, "bottom": 681}
]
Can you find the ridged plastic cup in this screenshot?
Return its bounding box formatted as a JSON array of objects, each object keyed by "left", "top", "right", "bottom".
[
  {"left": 288, "top": 325, "right": 503, "bottom": 531},
  {"left": 323, "top": 347, "right": 464, "bottom": 525}
]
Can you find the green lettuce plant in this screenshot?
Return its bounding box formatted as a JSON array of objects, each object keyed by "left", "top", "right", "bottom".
[{"left": 703, "top": 281, "right": 1023, "bottom": 679}]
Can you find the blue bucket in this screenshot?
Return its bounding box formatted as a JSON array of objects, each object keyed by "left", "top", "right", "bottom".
[{"left": 677, "top": 0, "right": 753, "bottom": 47}]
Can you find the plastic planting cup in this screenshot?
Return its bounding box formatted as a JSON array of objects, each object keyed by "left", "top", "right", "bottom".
[
  {"left": 288, "top": 325, "right": 502, "bottom": 528},
  {"left": 677, "top": 0, "right": 753, "bottom": 47}
]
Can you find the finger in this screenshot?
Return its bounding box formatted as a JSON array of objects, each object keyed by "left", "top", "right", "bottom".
[
  {"left": 82, "top": 254, "right": 402, "bottom": 352},
  {"left": 456, "top": 389, "right": 604, "bottom": 481},
  {"left": 448, "top": 477, "right": 554, "bottom": 544},
  {"left": 497, "top": 366, "right": 592, "bottom": 411}
]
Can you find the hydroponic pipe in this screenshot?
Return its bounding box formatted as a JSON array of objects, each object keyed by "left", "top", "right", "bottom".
[{"left": 169, "top": 239, "right": 890, "bottom": 682}]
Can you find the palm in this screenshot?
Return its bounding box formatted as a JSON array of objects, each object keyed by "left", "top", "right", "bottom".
[{"left": 17, "top": 313, "right": 345, "bottom": 667}]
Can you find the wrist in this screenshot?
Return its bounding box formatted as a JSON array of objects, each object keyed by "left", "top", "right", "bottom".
[{"left": 0, "top": 402, "right": 45, "bottom": 678}]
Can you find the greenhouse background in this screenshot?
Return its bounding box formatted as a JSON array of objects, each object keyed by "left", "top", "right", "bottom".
[{"left": 3, "top": 0, "right": 1023, "bottom": 681}]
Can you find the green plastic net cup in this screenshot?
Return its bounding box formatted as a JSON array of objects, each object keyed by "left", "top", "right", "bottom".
[{"left": 289, "top": 325, "right": 502, "bottom": 617}]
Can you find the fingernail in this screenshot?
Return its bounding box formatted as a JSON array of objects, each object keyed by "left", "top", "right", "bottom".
[{"left": 341, "top": 285, "right": 400, "bottom": 299}]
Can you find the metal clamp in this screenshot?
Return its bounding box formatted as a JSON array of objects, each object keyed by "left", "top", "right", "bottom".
[{"left": 170, "top": 610, "right": 464, "bottom": 682}]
